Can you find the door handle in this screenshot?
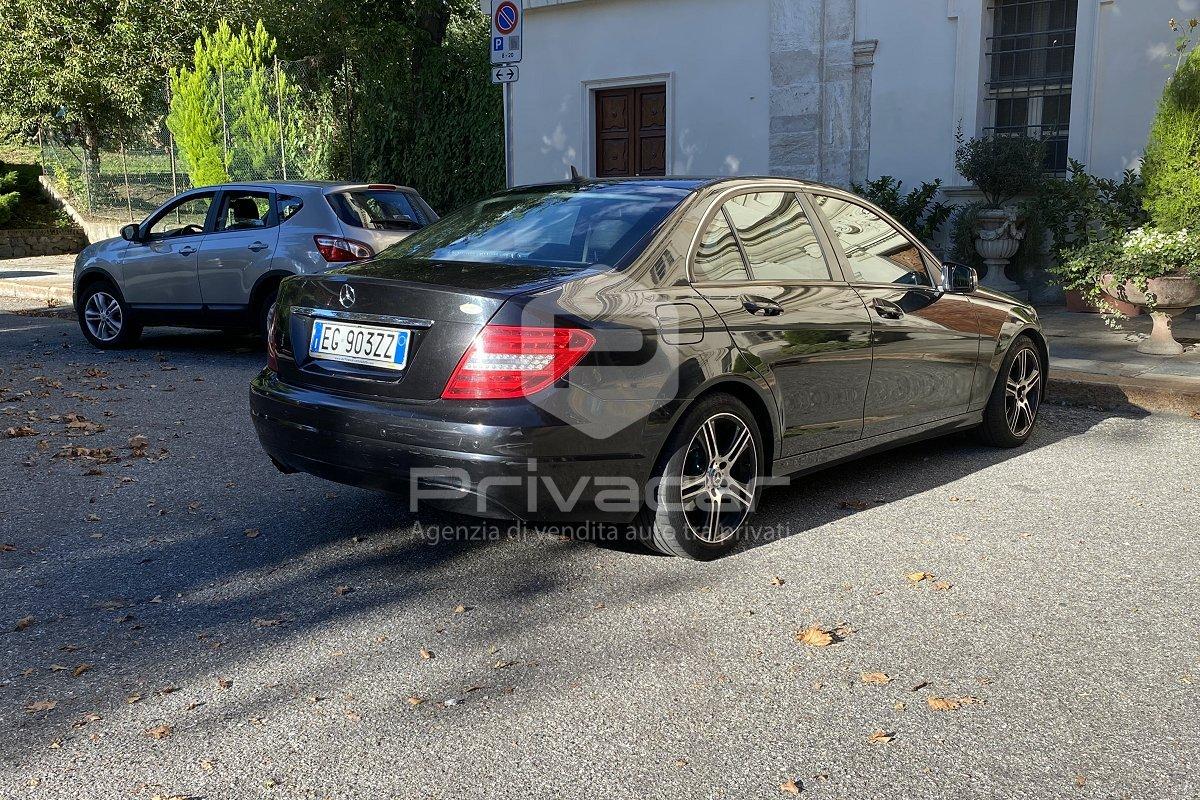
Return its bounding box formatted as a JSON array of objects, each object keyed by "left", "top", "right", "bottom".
[
  {"left": 178, "top": 246, "right": 197, "bottom": 256},
  {"left": 740, "top": 295, "right": 784, "bottom": 317},
  {"left": 248, "top": 241, "right": 269, "bottom": 252},
  {"left": 872, "top": 298, "right": 905, "bottom": 320}
]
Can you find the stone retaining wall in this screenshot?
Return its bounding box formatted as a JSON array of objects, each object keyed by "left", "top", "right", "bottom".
[{"left": 0, "top": 228, "right": 88, "bottom": 259}]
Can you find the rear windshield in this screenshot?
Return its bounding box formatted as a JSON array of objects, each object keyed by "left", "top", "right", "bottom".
[
  {"left": 380, "top": 184, "right": 691, "bottom": 269},
  {"left": 329, "top": 190, "right": 433, "bottom": 231}
]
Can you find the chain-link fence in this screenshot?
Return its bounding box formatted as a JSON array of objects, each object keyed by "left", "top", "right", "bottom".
[{"left": 40, "top": 57, "right": 352, "bottom": 222}]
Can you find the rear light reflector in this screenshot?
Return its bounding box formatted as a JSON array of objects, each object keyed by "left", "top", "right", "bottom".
[
  {"left": 314, "top": 235, "right": 374, "bottom": 263},
  {"left": 441, "top": 324, "right": 596, "bottom": 400}
]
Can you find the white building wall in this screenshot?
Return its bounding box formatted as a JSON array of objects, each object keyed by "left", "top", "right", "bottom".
[
  {"left": 1087, "top": 0, "right": 1191, "bottom": 176},
  {"left": 505, "top": 0, "right": 771, "bottom": 184},
  {"left": 502, "top": 0, "right": 1185, "bottom": 188},
  {"left": 860, "top": 0, "right": 1183, "bottom": 187}
]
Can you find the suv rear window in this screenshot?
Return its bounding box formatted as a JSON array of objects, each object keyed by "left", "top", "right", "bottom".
[{"left": 328, "top": 190, "right": 431, "bottom": 232}]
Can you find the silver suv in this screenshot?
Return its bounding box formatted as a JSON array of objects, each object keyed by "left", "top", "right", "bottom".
[{"left": 72, "top": 181, "right": 437, "bottom": 348}]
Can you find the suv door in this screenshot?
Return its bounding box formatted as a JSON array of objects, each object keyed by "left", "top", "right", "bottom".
[
  {"left": 690, "top": 189, "right": 873, "bottom": 455},
  {"left": 195, "top": 188, "right": 280, "bottom": 307},
  {"left": 807, "top": 192, "right": 981, "bottom": 436},
  {"left": 119, "top": 191, "right": 215, "bottom": 306}
]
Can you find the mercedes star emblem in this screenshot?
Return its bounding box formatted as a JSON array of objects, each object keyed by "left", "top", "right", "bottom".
[{"left": 338, "top": 284, "right": 356, "bottom": 309}]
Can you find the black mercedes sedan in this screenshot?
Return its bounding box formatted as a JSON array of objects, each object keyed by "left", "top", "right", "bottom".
[{"left": 250, "top": 178, "right": 1046, "bottom": 559}]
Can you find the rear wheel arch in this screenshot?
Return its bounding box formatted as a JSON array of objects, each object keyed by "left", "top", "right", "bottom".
[
  {"left": 654, "top": 376, "right": 778, "bottom": 472},
  {"left": 249, "top": 270, "right": 293, "bottom": 313}
]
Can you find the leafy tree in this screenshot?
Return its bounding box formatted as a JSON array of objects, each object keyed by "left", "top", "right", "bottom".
[
  {"left": 953, "top": 132, "right": 1046, "bottom": 209},
  {"left": 0, "top": 0, "right": 234, "bottom": 182},
  {"left": 1141, "top": 18, "right": 1200, "bottom": 232},
  {"left": 167, "top": 20, "right": 299, "bottom": 186}
]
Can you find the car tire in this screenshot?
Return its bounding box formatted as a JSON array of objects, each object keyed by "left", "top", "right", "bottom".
[
  {"left": 636, "top": 393, "right": 765, "bottom": 560},
  {"left": 976, "top": 334, "right": 1043, "bottom": 448},
  {"left": 257, "top": 288, "right": 279, "bottom": 343},
  {"left": 78, "top": 281, "right": 142, "bottom": 349}
]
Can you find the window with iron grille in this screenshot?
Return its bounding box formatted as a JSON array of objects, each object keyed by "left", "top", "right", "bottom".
[{"left": 984, "top": 0, "right": 1078, "bottom": 173}]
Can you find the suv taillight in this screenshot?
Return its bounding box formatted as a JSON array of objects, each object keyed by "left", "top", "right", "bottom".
[
  {"left": 314, "top": 235, "right": 373, "bottom": 263},
  {"left": 441, "top": 324, "right": 596, "bottom": 400}
]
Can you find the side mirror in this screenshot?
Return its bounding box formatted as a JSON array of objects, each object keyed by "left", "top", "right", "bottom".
[
  {"left": 942, "top": 261, "right": 978, "bottom": 294},
  {"left": 120, "top": 223, "right": 142, "bottom": 243}
]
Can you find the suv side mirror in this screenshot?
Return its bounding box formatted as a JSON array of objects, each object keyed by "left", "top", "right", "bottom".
[
  {"left": 120, "top": 223, "right": 142, "bottom": 243},
  {"left": 942, "top": 261, "right": 978, "bottom": 294}
]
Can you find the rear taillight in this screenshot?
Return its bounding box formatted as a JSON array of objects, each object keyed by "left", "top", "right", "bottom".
[
  {"left": 314, "top": 235, "right": 374, "bottom": 263},
  {"left": 441, "top": 324, "right": 596, "bottom": 400},
  {"left": 266, "top": 302, "right": 279, "bottom": 371}
]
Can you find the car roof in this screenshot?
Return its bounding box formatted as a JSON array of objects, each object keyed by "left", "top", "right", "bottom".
[
  {"left": 200, "top": 181, "right": 423, "bottom": 195},
  {"left": 503, "top": 175, "right": 849, "bottom": 196}
]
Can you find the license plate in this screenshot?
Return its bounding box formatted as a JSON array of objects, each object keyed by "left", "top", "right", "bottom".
[{"left": 308, "top": 320, "right": 410, "bottom": 370}]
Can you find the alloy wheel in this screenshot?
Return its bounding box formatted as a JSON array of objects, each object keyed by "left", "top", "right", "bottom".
[
  {"left": 679, "top": 412, "right": 758, "bottom": 544},
  {"left": 1004, "top": 347, "right": 1041, "bottom": 437},
  {"left": 83, "top": 291, "right": 123, "bottom": 342}
]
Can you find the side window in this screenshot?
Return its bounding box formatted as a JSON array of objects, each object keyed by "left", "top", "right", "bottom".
[
  {"left": 217, "top": 190, "right": 273, "bottom": 232},
  {"left": 693, "top": 210, "right": 749, "bottom": 282},
  {"left": 812, "top": 195, "right": 932, "bottom": 287},
  {"left": 146, "top": 193, "right": 215, "bottom": 240},
  {"left": 724, "top": 192, "right": 832, "bottom": 281},
  {"left": 277, "top": 195, "right": 303, "bottom": 222}
]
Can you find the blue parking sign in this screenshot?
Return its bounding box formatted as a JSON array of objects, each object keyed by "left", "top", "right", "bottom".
[{"left": 493, "top": 37, "right": 504, "bottom": 51}]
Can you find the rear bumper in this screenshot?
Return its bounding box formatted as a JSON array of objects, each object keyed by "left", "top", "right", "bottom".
[{"left": 249, "top": 369, "right": 656, "bottom": 522}]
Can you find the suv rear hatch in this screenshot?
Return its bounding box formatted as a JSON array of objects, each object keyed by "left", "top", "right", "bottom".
[{"left": 273, "top": 259, "right": 583, "bottom": 402}]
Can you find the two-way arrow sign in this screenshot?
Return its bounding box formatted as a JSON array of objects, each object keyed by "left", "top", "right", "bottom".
[{"left": 491, "top": 65, "right": 519, "bottom": 85}]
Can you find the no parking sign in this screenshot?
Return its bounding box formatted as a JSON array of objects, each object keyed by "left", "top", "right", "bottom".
[{"left": 491, "top": 0, "right": 522, "bottom": 65}]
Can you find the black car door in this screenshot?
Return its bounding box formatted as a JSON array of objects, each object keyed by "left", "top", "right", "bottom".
[
  {"left": 689, "top": 189, "right": 873, "bottom": 456},
  {"left": 806, "top": 192, "right": 981, "bottom": 437}
]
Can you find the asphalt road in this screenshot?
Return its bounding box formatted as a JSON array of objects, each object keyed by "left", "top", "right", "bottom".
[{"left": 2, "top": 305, "right": 1199, "bottom": 800}]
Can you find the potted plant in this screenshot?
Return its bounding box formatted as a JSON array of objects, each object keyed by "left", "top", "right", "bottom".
[
  {"left": 1056, "top": 227, "right": 1200, "bottom": 354},
  {"left": 954, "top": 133, "right": 1046, "bottom": 295},
  {"left": 1027, "top": 161, "right": 1147, "bottom": 314}
]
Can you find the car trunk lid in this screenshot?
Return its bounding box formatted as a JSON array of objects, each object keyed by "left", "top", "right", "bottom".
[{"left": 274, "top": 258, "right": 584, "bottom": 401}]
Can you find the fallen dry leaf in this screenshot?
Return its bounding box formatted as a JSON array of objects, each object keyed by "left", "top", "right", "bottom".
[
  {"left": 334, "top": 585, "right": 352, "bottom": 596},
  {"left": 906, "top": 571, "right": 935, "bottom": 583},
  {"left": 405, "top": 695, "right": 423, "bottom": 706},
  {"left": 780, "top": 777, "right": 801, "bottom": 795},
  {"left": 253, "top": 617, "right": 284, "bottom": 628},
  {"left": 453, "top": 604, "right": 468, "bottom": 614},
  {"left": 73, "top": 664, "right": 93, "bottom": 678},
  {"left": 5, "top": 425, "right": 37, "bottom": 438},
  {"left": 146, "top": 724, "right": 173, "bottom": 740},
  {"left": 244, "top": 528, "right": 260, "bottom": 539},
  {"left": 868, "top": 730, "right": 894, "bottom": 744},
  {"left": 419, "top": 649, "right": 434, "bottom": 660},
  {"left": 795, "top": 625, "right": 838, "bottom": 647},
  {"left": 861, "top": 671, "right": 892, "bottom": 685},
  {"left": 770, "top": 576, "right": 785, "bottom": 586},
  {"left": 926, "top": 695, "right": 984, "bottom": 711},
  {"left": 217, "top": 677, "right": 233, "bottom": 690},
  {"left": 24, "top": 699, "right": 57, "bottom": 714},
  {"left": 933, "top": 581, "right": 953, "bottom": 591},
  {"left": 14, "top": 615, "right": 35, "bottom": 631}
]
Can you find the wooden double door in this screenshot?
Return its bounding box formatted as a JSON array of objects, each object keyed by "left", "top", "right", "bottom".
[{"left": 595, "top": 84, "right": 667, "bottom": 177}]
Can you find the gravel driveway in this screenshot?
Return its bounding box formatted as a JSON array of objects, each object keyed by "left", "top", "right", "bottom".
[{"left": 2, "top": 309, "right": 1198, "bottom": 799}]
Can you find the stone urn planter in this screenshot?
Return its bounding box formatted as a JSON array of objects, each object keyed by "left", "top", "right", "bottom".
[
  {"left": 974, "top": 208, "right": 1025, "bottom": 295},
  {"left": 1101, "top": 273, "right": 1200, "bottom": 355}
]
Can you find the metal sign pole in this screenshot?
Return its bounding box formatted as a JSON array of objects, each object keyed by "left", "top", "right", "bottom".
[{"left": 504, "top": 82, "right": 513, "bottom": 189}]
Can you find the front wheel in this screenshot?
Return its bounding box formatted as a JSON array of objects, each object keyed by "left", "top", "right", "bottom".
[
  {"left": 637, "top": 393, "right": 765, "bottom": 560},
  {"left": 78, "top": 282, "right": 142, "bottom": 349},
  {"left": 976, "top": 334, "right": 1043, "bottom": 448}
]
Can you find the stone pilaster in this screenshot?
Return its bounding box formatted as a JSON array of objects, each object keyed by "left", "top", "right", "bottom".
[{"left": 768, "top": 0, "right": 875, "bottom": 188}]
